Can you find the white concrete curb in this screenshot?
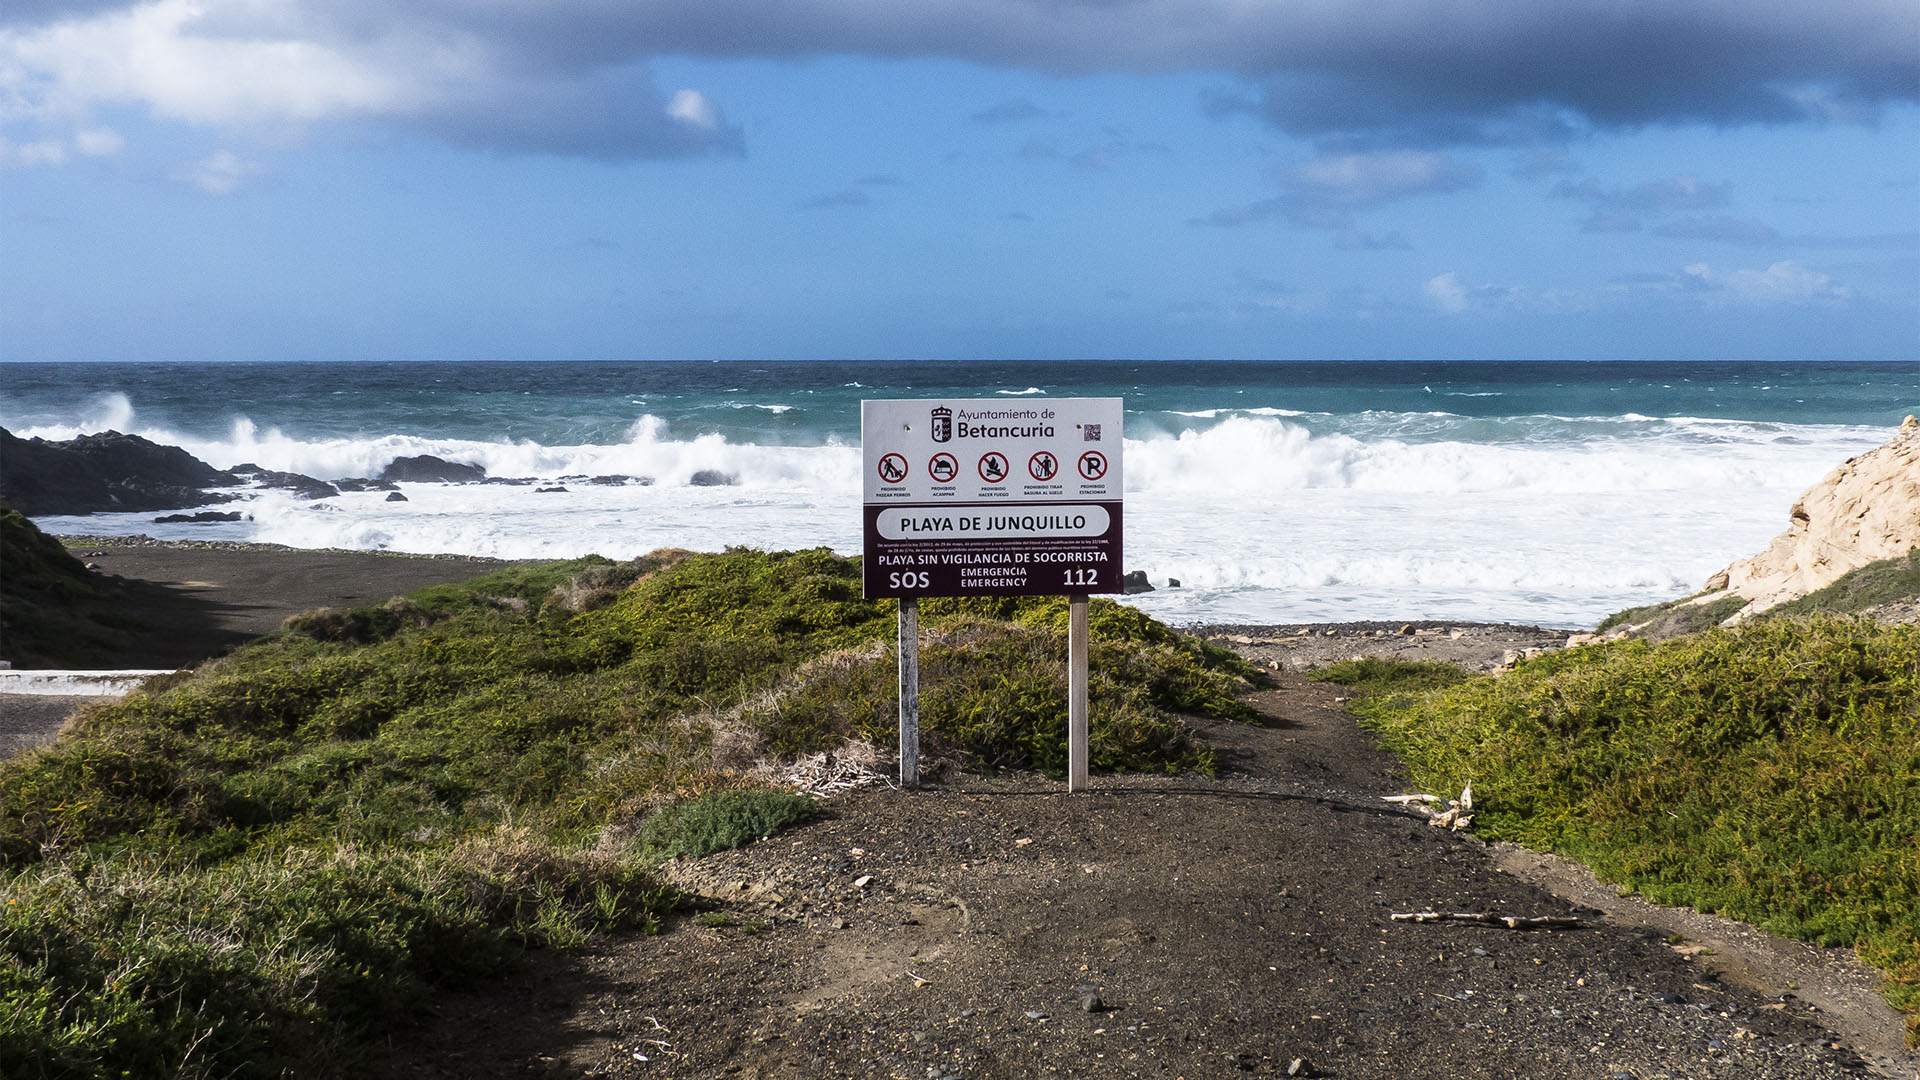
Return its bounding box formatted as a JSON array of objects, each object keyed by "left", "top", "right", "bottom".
[{"left": 0, "top": 670, "right": 178, "bottom": 696}]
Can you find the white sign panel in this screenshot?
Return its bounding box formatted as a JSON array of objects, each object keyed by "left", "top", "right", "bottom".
[{"left": 861, "top": 397, "right": 1124, "bottom": 598}]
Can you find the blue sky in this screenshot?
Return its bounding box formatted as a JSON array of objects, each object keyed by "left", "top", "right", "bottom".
[{"left": 2, "top": 1, "right": 1915, "bottom": 362}]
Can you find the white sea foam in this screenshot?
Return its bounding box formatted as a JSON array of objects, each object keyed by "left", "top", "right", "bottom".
[
  {"left": 997, "top": 387, "right": 1046, "bottom": 395},
  {"left": 17, "top": 405, "right": 1891, "bottom": 627}
]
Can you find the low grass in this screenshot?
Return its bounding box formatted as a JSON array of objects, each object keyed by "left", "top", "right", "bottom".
[
  {"left": 1771, "top": 548, "right": 1920, "bottom": 618},
  {"left": 638, "top": 790, "right": 818, "bottom": 862},
  {"left": 0, "top": 546, "right": 1258, "bottom": 1077},
  {"left": 1594, "top": 593, "right": 1746, "bottom": 638},
  {"left": 1596, "top": 548, "right": 1920, "bottom": 636},
  {"left": 1311, "top": 656, "right": 1469, "bottom": 696},
  {"left": 1338, "top": 619, "right": 1920, "bottom": 1042}
]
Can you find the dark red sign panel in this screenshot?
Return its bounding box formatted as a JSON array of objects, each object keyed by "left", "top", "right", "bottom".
[{"left": 862, "top": 501, "right": 1125, "bottom": 597}]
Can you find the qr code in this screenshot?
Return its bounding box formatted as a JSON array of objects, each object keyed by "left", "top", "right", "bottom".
[{"left": 1082, "top": 424, "right": 1102, "bottom": 442}]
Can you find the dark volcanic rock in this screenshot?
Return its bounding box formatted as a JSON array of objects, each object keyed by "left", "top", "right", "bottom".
[
  {"left": 153, "top": 510, "right": 245, "bottom": 523},
  {"left": 379, "top": 455, "right": 486, "bottom": 483},
  {"left": 1122, "top": 569, "right": 1155, "bottom": 594},
  {"left": 385, "top": 491, "right": 409, "bottom": 502},
  {"left": 228, "top": 465, "right": 339, "bottom": 500},
  {"left": 334, "top": 477, "right": 400, "bottom": 492},
  {"left": 0, "top": 428, "right": 238, "bottom": 516},
  {"left": 689, "top": 469, "right": 737, "bottom": 487}
]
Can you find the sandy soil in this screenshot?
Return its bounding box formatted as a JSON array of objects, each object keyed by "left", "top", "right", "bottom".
[
  {"left": 54, "top": 535, "right": 513, "bottom": 668},
  {"left": 1, "top": 536, "right": 515, "bottom": 759}
]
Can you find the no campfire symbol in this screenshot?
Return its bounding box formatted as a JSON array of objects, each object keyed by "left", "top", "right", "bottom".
[{"left": 978, "top": 451, "right": 1009, "bottom": 483}]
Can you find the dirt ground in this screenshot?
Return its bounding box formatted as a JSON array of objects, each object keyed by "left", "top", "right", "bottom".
[
  {"left": 370, "top": 663, "right": 1916, "bottom": 1080},
  {"left": 51, "top": 535, "right": 512, "bottom": 668}
]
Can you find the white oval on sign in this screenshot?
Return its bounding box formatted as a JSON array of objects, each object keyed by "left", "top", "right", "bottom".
[{"left": 877, "top": 504, "right": 1111, "bottom": 540}]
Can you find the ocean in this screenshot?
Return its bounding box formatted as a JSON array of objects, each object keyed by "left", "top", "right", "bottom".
[{"left": 4, "top": 359, "right": 1915, "bottom": 629}]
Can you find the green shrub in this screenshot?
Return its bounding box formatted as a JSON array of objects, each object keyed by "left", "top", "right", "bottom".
[
  {"left": 0, "top": 837, "right": 677, "bottom": 1080},
  {"left": 1311, "top": 657, "right": 1469, "bottom": 696},
  {"left": 0, "top": 506, "right": 141, "bottom": 667},
  {"left": 638, "top": 790, "right": 818, "bottom": 861},
  {"left": 0, "top": 546, "right": 1261, "bottom": 1072},
  {"left": 1350, "top": 618, "right": 1920, "bottom": 1041}
]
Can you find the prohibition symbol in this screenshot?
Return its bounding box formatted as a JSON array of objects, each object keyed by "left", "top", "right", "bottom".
[
  {"left": 877, "top": 453, "right": 909, "bottom": 484},
  {"left": 1077, "top": 450, "right": 1108, "bottom": 481},
  {"left": 978, "top": 452, "right": 1010, "bottom": 483},
  {"left": 1028, "top": 451, "right": 1059, "bottom": 481},
  {"left": 928, "top": 453, "right": 958, "bottom": 483}
]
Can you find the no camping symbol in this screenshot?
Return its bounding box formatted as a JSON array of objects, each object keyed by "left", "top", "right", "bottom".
[
  {"left": 877, "top": 453, "right": 909, "bottom": 484},
  {"left": 1077, "top": 450, "right": 1108, "bottom": 481},
  {"left": 928, "top": 453, "right": 958, "bottom": 483}
]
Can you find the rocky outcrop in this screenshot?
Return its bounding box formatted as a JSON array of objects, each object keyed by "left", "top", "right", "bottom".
[
  {"left": 228, "top": 465, "right": 339, "bottom": 501},
  {"left": 1705, "top": 415, "right": 1920, "bottom": 619},
  {"left": 0, "top": 428, "right": 238, "bottom": 516},
  {"left": 379, "top": 455, "right": 486, "bottom": 483}
]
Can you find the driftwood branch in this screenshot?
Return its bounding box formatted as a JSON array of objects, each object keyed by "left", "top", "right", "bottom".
[
  {"left": 1384, "top": 783, "right": 1474, "bottom": 831},
  {"left": 1389, "top": 910, "right": 1583, "bottom": 930}
]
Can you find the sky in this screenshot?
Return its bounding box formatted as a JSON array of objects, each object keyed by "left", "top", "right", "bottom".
[{"left": 1, "top": 0, "right": 1916, "bottom": 363}]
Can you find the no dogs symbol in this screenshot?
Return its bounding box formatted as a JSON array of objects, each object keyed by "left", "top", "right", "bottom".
[
  {"left": 928, "top": 453, "right": 958, "bottom": 483},
  {"left": 978, "top": 452, "right": 1010, "bottom": 483},
  {"left": 877, "top": 453, "right": 909, "bottom": 484},
  {"left": 1077, "top": 451, "right": 1108, "bottom": 482}
]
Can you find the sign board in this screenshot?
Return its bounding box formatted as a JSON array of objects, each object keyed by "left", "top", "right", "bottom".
[{"left": 862, "top": 397, "right": 1124, "bottom": 598}]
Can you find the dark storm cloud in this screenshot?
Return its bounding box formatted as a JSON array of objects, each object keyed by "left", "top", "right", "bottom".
[
  {"left": 11, "top": 0, "right": 1916, "bottom": 158},
  {"left": 355, "top": 0, "right": 1915, "bottom": 142},
  {"left": 404, "top": 64, "right": 743, "bottom": 160}
]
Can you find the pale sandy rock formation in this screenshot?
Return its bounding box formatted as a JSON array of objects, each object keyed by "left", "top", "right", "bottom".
[{"left": 1704, "top": 414, "right": 1920, "bottom": 619}]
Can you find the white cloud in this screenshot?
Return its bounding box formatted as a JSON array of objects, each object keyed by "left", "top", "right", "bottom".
[
  {"left": 177, "top": 147, "right": 260, "bottom": 193},
  {"left": 3, "top": 0, "right": 416, "bottom": 127},
  {"left": 1194, "top": 150, "right": 1481, "bottom": 230},
  {"left": 0, "top": 135, "right": 66, "bottom": 166},
  {"left": 1424, "top": 271, "right": 1469, "bottom": 313},
  {"left": 1682, "top": 260, "right": 1851, "bottom": 305},
  {"left": 0, "top": 0, "right": 739, "bottom": 159},
  {"left": 72, "top": 124, "right": 121, "bottom": 155},
  {"left": 665, "top": 89, "right": 720, "bottom": 131}
]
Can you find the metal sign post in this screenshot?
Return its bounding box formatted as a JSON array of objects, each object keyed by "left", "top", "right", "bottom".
[
  {"left": 861, "top": 397, "right": 1124, "bottom": 793},
  {"left": 898, "top": 597, "right": 920, "bottom": 789},
  {"left": 1068, "top": 594, "right": 1089, "bottom": 792}
]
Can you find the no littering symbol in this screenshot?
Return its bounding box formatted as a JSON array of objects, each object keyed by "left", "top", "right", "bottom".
[
  {"left": 928, "top": 453, "right": 958, "bottom": 483},
  {"left": 878, "top": 453, "right": 909, "bottom": 484},
  {"left": 1077, "top": 451, "right": 1108, "bottom": 481},
  {"left": 1029, "top": 451, "right": 1058, "bottom": 481},
  {"left": 978, "top": 452, "right": 1009, "bottom": 483}
]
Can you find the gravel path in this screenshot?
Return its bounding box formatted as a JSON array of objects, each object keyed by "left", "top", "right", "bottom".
[{"left": 370, "top": 675, "right": 1915, "bottom": 1080}]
